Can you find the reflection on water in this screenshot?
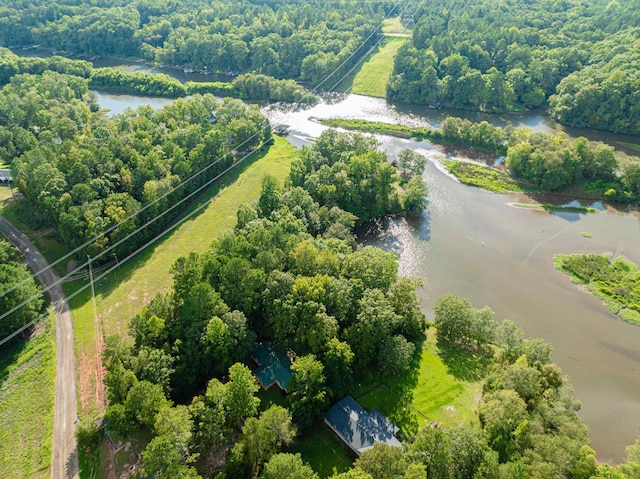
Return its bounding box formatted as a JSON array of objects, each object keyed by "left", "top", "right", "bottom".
[
  {"left": 91, "top": 88, "right": 640, "bottom": 463},
  {"left": 359, "top": 159, "right": 640, "bottom": 464}
]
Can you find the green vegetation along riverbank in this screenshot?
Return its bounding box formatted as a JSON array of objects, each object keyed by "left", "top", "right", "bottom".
[
  {"left": 318, "top": 117, "right": 640, "bottom": 203},
  {"left": 0, "top": 48, "right": 316, "bottom": 104},
  {"left": 510, "top": 203, "right": 599, "bottom": 214},
  {"left": 554, "top": 254, "right": 640, "bottom": 325},
  {"left": 444, "top": 161, "right": 526, "bottom": 194}
]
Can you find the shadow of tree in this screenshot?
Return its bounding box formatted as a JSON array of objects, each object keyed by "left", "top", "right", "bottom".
[
  {"left": 0, "top": 336, "right": 29, "bottom": 388},
  {"left": 436, "top": 340, "right": 491, "bottom": 382}
]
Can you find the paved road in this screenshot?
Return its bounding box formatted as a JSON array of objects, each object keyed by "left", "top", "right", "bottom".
[{"left": 0, "top": 218, "right": 79, "bottom": 479}]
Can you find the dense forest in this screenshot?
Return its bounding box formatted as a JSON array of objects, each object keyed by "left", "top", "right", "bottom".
[
  {"left": 0, "top": 0, "right": 395, "bottom": 87},
  {"left": 1, "top": 72, "right": 271, "bottom": 261},
  {"left": 387, "top": 0, "right": 640, "bottom": 135},
  {"left": 88, "top": 134, "right": 640, "bottom": 478},
  {"left": 95, "top": 129, "right": 430, "bottom": 477},
  {"left": 0, "top": 48, "right": 316, "bottom": 102},
  {"left": 1, "top": 0, "right": 638, "bottom": 134}
]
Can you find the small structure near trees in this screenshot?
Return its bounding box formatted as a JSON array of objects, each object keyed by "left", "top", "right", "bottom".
[
  {"left": 324, "top": 396, "right": 401, "bottom": 456},
  {"left": 252, "top": 342, "right": 293, "bottom": 393}
]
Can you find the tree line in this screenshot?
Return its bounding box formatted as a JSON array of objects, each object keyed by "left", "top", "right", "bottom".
[
  {"left": 0, "top": 48, "right": 316, "bottom": 103},
  {"left": 387, "top": 0, "right": 640, "bottom": 135},
  {"left": 0, "top": 0, "right": 395, "bottom": 87},
  {"left": 2, "top": 71, "right": 271, "bottom": 262},
  {"left": 318, "top": 117, "right": 640, "bottom": 203},
  {"left": 0, "top": 239, "right": 44, "bottom": 343},
  {"left": 92, "top": 129, "right": 429, "bottom": 478}
]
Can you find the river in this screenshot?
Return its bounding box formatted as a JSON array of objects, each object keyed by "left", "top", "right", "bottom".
[{"left": 76, "top": 73, "right": 640, "bottom": 464}]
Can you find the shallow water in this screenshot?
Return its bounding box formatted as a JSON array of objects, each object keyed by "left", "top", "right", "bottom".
[{"left": 91, "top": 88, "right": 640, "bottom": 463}]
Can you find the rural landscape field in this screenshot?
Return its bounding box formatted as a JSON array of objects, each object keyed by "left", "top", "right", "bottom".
[{"left": 1, "top": 1, "right": 639, "bottom": 478}]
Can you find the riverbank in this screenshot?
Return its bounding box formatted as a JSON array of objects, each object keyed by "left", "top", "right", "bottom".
[
  {"left": 554, "top": 254, "right": 640, "bottom": 325},
  {"left": 510, "top": 203, "right": 600, "bottom": 214},
  {"left": 444, "top": 160, "right": 527, "bottom": 194},
  {"left": 318, "top": 117, "right": 639, "bottom": 204}
]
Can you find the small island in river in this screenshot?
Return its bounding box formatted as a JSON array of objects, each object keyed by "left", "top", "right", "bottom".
[{"left": 554, "top": 253, "right": 640, "bottom": 325}]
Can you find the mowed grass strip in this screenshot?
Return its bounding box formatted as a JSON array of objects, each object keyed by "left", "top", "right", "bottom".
[
  {"left": 0, "top": 321, "right": 55, "bottom": 479},
  {"left": 351, "top": 37, "right": 407, "bottom": 98},
  {"left": 67, "top": 137, "right": 298, "bottom": 416},
  {"left": 382, "top": 17, "right": 412, "bottom": 37},
  {"left": 356, "top": 334, "right": 483, "bottom": 437}
]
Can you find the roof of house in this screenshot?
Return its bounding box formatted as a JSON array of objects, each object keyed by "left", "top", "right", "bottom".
[
  {"left": 252, "top": 342, "right": 292, "bottom": 392},
  {"left": 324, "top": 395, "right": 401, "bottom": 456}
]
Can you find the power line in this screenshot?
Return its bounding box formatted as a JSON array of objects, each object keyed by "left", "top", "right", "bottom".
[
  {"left": 313, "top": 0, "right": 400, "bottom": 90},
  {"left": 0, "top": 0, "right": 408, "bottom": 344},
  {"left": 0, "top": 135, "right": 273, "bottom": 347},
  {"left": 1, "top": 0, "right": 404, "bottom": 306},
  {"left": 0, "top": 119, "right": 268, "bottom": 303}
]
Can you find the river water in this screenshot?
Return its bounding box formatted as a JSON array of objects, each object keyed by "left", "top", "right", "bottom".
[{"left": 90, "top": 83, "right": 640, "bottom": 464}]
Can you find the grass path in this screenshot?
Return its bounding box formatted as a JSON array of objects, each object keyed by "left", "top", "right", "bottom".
[
  {"left": 67, "top": 137, "right": 298, "bottom": 418},
  {"left": 351, "top": 37, "right": 407, "bottom": 98}
]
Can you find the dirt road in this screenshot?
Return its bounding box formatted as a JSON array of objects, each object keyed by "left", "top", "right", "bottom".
[{"left": 0, "top": 218, "right": 79, "bottom": 479}]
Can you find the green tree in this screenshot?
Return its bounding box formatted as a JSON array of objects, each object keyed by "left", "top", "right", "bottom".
[
  {"left": 433, "top": 294, "right": 473, "bottom": 346},
  {"left": 402, "top": 176, "right": 429, "bottom": 214},
  {"left": 396, "top": 149, "right": 426, "bottom": 182},
  {"left": 479, "top": 389, "right": 528, "bottom": 461},
  {"left": 232, "top": 405, "right": 296, "bottom": 478},
  {"left": 225, "top": 363, "right": 260, "bottom": 428},
  {"left": 260, "top": 453, "right": 318, "bottom": 479},
  {"left": 354, "top": 442, "right": 408, "bottom": 479},
  {"left": 0, "top": 261, "right": 45, "bottom": 339},
  {"left": 288, "top": 355, "right": 330, "bottom": 432},
  {"left": 323, "top": 338, "right": 354, "bottom": 398}
]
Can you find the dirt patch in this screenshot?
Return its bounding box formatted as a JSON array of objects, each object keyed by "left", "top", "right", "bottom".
[{"left": 78, "top": 351, "right": 96, "bottom": 412}]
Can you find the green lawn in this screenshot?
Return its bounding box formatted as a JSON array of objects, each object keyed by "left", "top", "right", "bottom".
[
  {"left": 289, "top": 423, "right": 353, "bottom": 478},
  {"left": 351, "top": 37, "right": 408, "bottom": 98},
  {"left": 355, "top": 334, "right": 483, "bottom": 438},
  {"left": 67, "top": 137, "right": 298, "bottom": 420},
  {"left": 0, "top": 321, "right": 56, "bottom": 479}
]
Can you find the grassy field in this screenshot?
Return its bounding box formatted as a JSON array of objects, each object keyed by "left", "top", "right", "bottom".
[
  {"left": 355, "top": 334, "right": 484, "bottom": 438},
  {"left": 66, "top": 137, "right": 299, "bottom": 420},
  {"left": 554, "top": 253, "right": 640, "bottom": 325},
  {"left": 382, "top": 17, "right": 412, "bottom": 37},
  {"left": 0, "top": 320, "right": 56, "bottom": 479},
  {"left": 351, "top": 37, "right": 408, "bottom": 98},
  {"left": 319, "top": 118, "right": 427, "bottom": 139},
  {"left": 510, "top": 203, "right": 599, "bottom": 214},
  {"left": 445, "top": 160, "right": 526, "bottom": 194}
]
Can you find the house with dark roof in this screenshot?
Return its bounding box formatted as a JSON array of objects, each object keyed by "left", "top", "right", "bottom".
[
  {"left": 324, "top": 396, "right": 401, "bottom": 456},
  {"left": 252, "top": 342, "right": 292, "bottom": 393}
]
